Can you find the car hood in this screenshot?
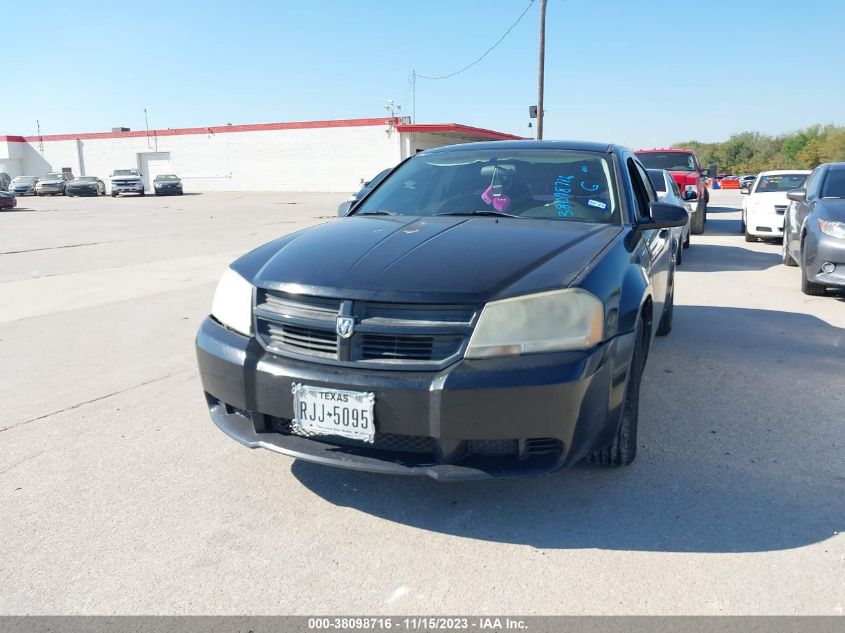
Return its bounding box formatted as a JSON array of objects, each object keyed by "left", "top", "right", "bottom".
[
  {"left": 38, "top": 180, "right": 63, "bottom": 185},
  {"left": 111, "top": 175, "right": 140, "bottom": 180},
  {"left": 156, "top": 180, "right": 181, "bottom": 185},
  {"left": 818, "top": 198, "right": 845, "bottom": 221},
  {"left": 69, "top": 181, "right": 97, "bottom": 186},
  {"left": 11, "top": 182, "right": 34, "bottom": 188},
  {"left": 244, "top": 215, "right": 620, "bottom": 304}
]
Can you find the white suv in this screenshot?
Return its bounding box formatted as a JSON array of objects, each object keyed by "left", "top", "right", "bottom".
[
  {"left": 741, "top": 170, "right": 810, "bottom": 242},
  {"left": 110, "top": 169, "right": 145, "bottom": 197}
]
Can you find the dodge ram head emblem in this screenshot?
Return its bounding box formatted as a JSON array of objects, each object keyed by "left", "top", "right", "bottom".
[{"left": 336, "top": 316, "right": 355, "bottom": 339}]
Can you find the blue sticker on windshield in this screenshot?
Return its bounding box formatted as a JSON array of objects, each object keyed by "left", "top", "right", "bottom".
[{"left": 588, "top": 198, "right": 607, "bottom": 210}]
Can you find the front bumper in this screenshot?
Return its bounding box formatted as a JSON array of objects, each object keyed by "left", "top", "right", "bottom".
[
  {"left": 806, "top": 232, "right": 845, "bottom": 288},
  {"left": 36, "top": 185, "right": 64, "bottom": 194},
  {"left": 10, "top": 188, "right": 34, "bottom": 196},
  {"left": 196, "top": 317, "right": 635, "bottom": 480},
  {"left": 66, "top": 186, "right": 99, "bottom": 196},
  {"left": 0, "top": 197, "right": 16, "bottom": 209},
  {"left": 747, "top": 211, "right": 784, "bottom": 237},
  {"left": 112, "top": 183, "right": 144, "bottom": 193},
  {"left": 155, "top": 185, "right": 182, "bottom": 194}
]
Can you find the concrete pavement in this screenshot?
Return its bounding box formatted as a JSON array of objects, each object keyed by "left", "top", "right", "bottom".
[{"left": 1, "top": 190, "right": 843, "bottom": 615}]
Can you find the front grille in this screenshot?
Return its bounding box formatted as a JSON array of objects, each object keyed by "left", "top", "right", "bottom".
[
  {"left": 269, "top": 416, "right": 435, "bottom": 454},
  {"left": 254, "top": 289, "right": 476, "bottom": 368},
  {"left": 257, "top": 320, "right": 337, "bottom": 358},
  {"left": 467, "top": 439, "right": 518, "bottom": 456}
]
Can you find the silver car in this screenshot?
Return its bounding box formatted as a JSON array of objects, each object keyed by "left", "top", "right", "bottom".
[{"left": 647, "top": 168, "right": 692, "bottom": 265}]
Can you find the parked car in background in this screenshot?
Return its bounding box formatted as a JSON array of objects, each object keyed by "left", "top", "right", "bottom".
[
  {"left": 0, "top": 191, "right": 16, "bottom": 210},
  {"left": 35, "top": 172, "right": 74, "bottom": 196},
  {"left": 782, "top": 162, "right": 845, "bottom": 296},
  {"left": 110, "top": 169, "right": 145, "bottom": 196},
  {"left": 741, "top": 170, "right": 810, "bottom": 242},
  {"left": 647, "top": 168, "right": 691, "bottom": 264},
  {"left": 197, "top": 140, "right": 688, "bottom": 479},
  {"left": 153, "top": 174, "right": 183, "bottom": 195},
  {"left": 65, "top": 176, "right": 106, "bottom": 197},
  {"left": 739, "top": 175, "right": 756, "bottom": 190},
  {"left": 0, "top": 173, "right": 10, "bottom": 191},
  {"left": 337, "top": 167, "right": 392, "bottom": 216},
  {"left": 635, "top": 148, "right": 713, "bottom": 235},
  {"left": 9, "top": 176, "right": 38, "bottom": 196}
]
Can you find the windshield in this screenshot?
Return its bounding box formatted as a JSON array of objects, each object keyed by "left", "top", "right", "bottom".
[
  {"left": 821, "top": 169, "right": 845, "bottom": 198},
  {"left": 41, "top": 174, "right": 63, "bottom": 181},
  {"left": 113, "top": 170, "right": 138, "bottom": 176},
  {"left": 355, "top": 148, "right": 619, "bottom": 223},
  {"left": 636, "top": 152, "right": 696, "bottom": 172},
  {"left": 754, "top": 174, "right": 808, "bottom": 193},
  {"left": 12, "top": 177, "right": 36, "bottom": 184},
  {"left": 646, "top": 169, "right": 667, "bottom": 193},
  {"left": 75, "top": 177, "right": 97, "bottom": 182},
  {"left": 155, "top": 175, "right": 179, "bottom": 181}
]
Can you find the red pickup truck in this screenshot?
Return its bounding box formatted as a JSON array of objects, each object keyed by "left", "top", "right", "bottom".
[{"left": 635, "top": 148, "right": 715, "bottom": 234}]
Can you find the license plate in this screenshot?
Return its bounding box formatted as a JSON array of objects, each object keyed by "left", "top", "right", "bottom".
[{"left": 291, "top": 384, "right": 375, "bottom": 443}]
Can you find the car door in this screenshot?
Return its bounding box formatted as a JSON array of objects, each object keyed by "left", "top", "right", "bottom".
[
  {"left": 628, "top": 158, "right": 669, "bottom": 335},
  {"left": 791, "top": 167, "right": 823, "bottom": 258}
]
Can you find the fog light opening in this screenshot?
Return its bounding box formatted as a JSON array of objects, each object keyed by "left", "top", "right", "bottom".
[{"left": 821, "top": 262, "right": 835, "bottom": 274}]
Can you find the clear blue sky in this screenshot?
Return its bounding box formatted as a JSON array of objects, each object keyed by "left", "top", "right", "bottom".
[{"left": 3, "top": 0, "right": 843, "bottom": 148}]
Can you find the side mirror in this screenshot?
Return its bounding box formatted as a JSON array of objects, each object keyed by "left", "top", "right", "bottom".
[
  {"left": 705, "top": 163, "right": 717, "bottom": 178},
  {"left": 682, "top": 190, "right": 697, "bottom": 201},
  {"left": 786, "top": 188, "right": 807, "bottom": 203},
  {"left": 636, "top": 202, "right": 689, "bottom": 232},
  {"left": 740, "top": 187, "right": 750, "bottom": 194},
  {"left": 337, "top": 200, "right": 354, "bottom": 217}
]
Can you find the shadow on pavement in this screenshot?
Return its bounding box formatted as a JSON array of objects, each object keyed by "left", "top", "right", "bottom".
[
  {"left": 681, "top": 243, "right": 781, "bottom": 272},
  {"left": 704, "top": 205, "right": 739, "bottom": 215},
  {"left": 702, "top": 217, "right": 744, "bottom": 236},
  {"left": 291, "top": 305, "right": 845, "bottom": 554}
]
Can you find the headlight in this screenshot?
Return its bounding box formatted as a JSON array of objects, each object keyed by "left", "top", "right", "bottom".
[
  {"left": 465, "top": 288, "right": 604, "bottom": 359},
  {"left": 819, "top": 219, "right": 845, "bottom": 239},
  {"left": 211, "top": 268, "right": 254, "bottom": 336}
]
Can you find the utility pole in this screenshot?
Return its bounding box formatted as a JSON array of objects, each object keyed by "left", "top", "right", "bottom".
[
  {"left": 411, "top": 69, "right": 416, "bottom": 123},
  {"left": 536, "top": 0, "right": 547, "bottom": 140},
  {"left": 144, "top": 108, "right": 151, "bottom": 149}
]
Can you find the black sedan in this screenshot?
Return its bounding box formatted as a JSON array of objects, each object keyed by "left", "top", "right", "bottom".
[
  {"left": 154, "top": 174, "right": 183, "bottom": 195},
  {"left": 783, "top": 161, "right": 845, "bottom": 295},
  {"left": 196, "top": 141, "right": 687, "bottom": 479},
  {"left": 65, "top": 176, "right": 106, "bottom": 197}
]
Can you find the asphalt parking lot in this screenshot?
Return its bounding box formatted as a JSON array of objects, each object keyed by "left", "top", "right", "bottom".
[{"left": 1, "top": 190, "right": 843, "bottom": 615}]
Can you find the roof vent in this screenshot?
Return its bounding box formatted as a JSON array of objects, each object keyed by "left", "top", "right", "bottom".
[{"left": 111, "top": 127, "right": 130, "bottom": 132}]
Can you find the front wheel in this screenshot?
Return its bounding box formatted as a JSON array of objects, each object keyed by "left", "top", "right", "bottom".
[
  {"left": 139, "top": 190, "right": 145, "bottom": 197},
  {"left": 589, "top": 318, "right": 645, "bottom": 466},
  {"left": 782, "top": 235, "right": 798, "bottom": 267},
  {"left": 744, "top": 227, "right": 756, "bottom": 242},
  {"left": 690, "top": 206, "right": 705, "bottom": 235}
]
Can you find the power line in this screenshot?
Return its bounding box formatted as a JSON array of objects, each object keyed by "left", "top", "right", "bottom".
[{"left": 416, "top": 0, "right": 536, "bottom": 80}]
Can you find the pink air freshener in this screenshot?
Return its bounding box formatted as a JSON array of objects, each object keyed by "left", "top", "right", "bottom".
[{"left": 481, "top": 185, "right": 511, "bottom": 212}]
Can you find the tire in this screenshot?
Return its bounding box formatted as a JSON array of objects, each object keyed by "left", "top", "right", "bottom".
[
  {"left": 683, "top": 231, "right": 690, "bottom": 249},
  {"left": 111, "top": 192, "right": 117, "bottom": 198},
  {"left": 740, "top": 211, "right": 746, "bottom": 233},
  {"left": 801, "top": 245, "right": 827, "bottom": 296},
  {"left": 782, "top": 235, "right": 798, "bottom": 267},
  {"left": 744, "top": 227, "right": 756, "bottom": 242},
  {"left": 690, "top": 205, "right": 705, "bottom": 235},
  {"left": 675, "top": 241, "right": 683, "bottom": 266},
  {"left": 656, "top": 272, "right": 674, "bottom": 337},
  {"left": 589, "top": 317, "right": 645, "bottom": 467},
  {"left": 139, "top": 190, "right": 145, "bottom": 197}
]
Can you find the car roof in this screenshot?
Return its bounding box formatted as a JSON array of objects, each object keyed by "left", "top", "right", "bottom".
[
  {"left": 757, "top": 169, "right": 812, "bottom": 175},
  {"left": 421, "top": 140, "right": 616, "bottom": 154},
  {"left": 825, "top": 162, "right": 845, "bottom": 171},
  {"left": 635, "top": 148, "right": 693, "bottom": 153}
]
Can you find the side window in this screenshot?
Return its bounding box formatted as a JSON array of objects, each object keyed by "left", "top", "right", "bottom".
[
  {"left": 627, "top": 158, "right": 651, "bottom": 217},
  {"left": 670, "top": 177, "right": 681, "bottom": 197},
  {"left": 804, "top": 167, "right": 823, "bottom": 199}
]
